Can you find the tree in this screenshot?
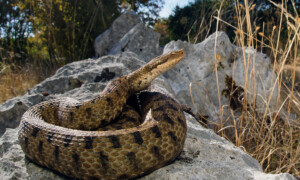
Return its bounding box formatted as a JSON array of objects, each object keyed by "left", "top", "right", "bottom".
[
  {"left": 119, "top": 0, "right": 164, "bottom": 27},
  {"left": 18, "top": 0, "right": 120, "bottom": 63},
  {"left": 154, "top": 18, "right": 170, "bottom": 45},
  {"left": 167, "top": 0, "right": 299, "bottom": 45},
  {"left": 167, "top": 0, "right": 231, "bottom": 43},
  {"left": 0, "top": 0, "right": 165, "bottom": 65},
  {"left": 0, "top": 0, "right": 32, "bottom": 63}
]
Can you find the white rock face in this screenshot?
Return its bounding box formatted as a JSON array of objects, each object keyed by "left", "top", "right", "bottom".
[
  {"left": 108, "top": 22, "right": 162, "bottom": 62},
  {"left": 0, "top": 50, "right": 296, "bottom": 179},
  {"left": 163, "top": 31, "right": 295, "bottom": 125},
  {"left": 94, "top": 11, "right": 141, "bottom": 57},
  {"left": 94, "top": 12, "right": 161, "bottom": 62}
]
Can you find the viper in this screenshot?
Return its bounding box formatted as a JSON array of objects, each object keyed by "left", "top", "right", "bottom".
[{"left": 18, "top": 49, "right": 187, "bottom": 179}]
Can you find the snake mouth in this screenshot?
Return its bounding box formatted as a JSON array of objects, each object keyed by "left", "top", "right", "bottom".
[{"left": 127, "top": 49, "right": 185, "bottom": 92}]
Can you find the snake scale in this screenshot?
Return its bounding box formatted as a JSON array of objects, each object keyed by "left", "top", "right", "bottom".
[{"left": 18, "top": 49, "right": 187, "bottom": 179}]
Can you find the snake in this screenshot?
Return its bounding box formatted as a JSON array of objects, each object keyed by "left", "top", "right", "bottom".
[{"left": 18, "top": 49, "right": 187, "bottom": 179}]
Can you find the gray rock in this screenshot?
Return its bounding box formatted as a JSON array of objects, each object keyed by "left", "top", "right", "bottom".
[
  {"left": 163, "top": 31, "right": 295, "bottom": 126},
  {"left": 108, "top": 22, "right": 162, "bottom": 62},
  {"left": 0, "top": 96, "right": 39, "bottom": 136},
  {"left": 94, "top": 12, "right": 162, "bottom": 62},
  {"left": 0, "top": 50, "right": 296, "bottom": 179},
  {"left": 94, "top": 11, "right": 141, "bottom": 57},
  {"left": 0, "top": 128, "right": 28, "bottom": 179}
]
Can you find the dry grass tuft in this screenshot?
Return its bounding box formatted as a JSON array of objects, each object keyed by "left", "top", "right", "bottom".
[
  {"left": 207, "top": 0, "right": 300, "bottom": 176},
  {"left": 0, "top": 64, "right": 45, "bottom": 104}
]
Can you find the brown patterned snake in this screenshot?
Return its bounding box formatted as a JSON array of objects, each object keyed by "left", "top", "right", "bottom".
[{"left": 18, "top": 49, "right": 186, "bottom": 179}]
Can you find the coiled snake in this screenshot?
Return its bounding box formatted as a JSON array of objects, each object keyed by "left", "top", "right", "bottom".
[{"left": 18, "top": 50, "right": 187, "bottom": 179}]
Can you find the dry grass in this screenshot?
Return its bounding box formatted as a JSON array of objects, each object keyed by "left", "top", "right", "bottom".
[
  {"left": 0, "top": 64, "right": 45, "bottom": 104},
  {"left": 207, "top": 0, "right": 300, "bottom": 176}
]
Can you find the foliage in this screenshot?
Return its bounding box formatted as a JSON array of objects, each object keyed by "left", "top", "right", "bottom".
[
  {"left": 233, "top": 0, "right": 300, "bottom": 59},
  {"left": 167, "top": 0, "right": 300, "bottom": 47},
  {"left": 0, "top": 0, "right": 31, "bottom": 63},
  {"left": 0, "top": 0, "right": 164, "bottom": 65},
  {"left": 17, "top": 0, "right": 121, "bottom": 63},
  {"left": 154, "top": 18, "right": 170, "bottom": 45},
  {"left": 120, "top": 0, "right": 164, "bottom": 27},
  {"left": 167, "top": 0, "right": 231, "bottom": 43},
  {"left": 0, "top": 0, "right": 164, "bottom": 104}
]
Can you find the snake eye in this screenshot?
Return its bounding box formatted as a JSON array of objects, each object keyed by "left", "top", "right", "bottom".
[{"left": 128, "top": 49, "right": 185, "bottom": 92}]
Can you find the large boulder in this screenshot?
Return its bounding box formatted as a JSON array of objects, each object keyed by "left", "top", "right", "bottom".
[
  {"left": 0, "top": 50, "right": 295, "bottom": 179},
  {"left": 94, "top": 12, "right": 141, "bottom": 57},
  {"left": 94, "top": 12, "right": 161, "bottom": 62},
  {"left": 108, "top": 22, "right": 162, "bottom": 62},
  {"left": 162, "top": 31, "right": 296, "bottom": 126}
]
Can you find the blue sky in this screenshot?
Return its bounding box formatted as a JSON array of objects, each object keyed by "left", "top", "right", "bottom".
[{"left": 159, "top": 0, "right": 195, "bottom": 18}]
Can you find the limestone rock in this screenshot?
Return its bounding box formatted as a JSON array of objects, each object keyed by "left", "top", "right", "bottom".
[
  {"left": 94, "top": 11, "right": 141, "bottom": 57},
  {"left": 163, "top": 31, "right": 295, "bottom": 125},
  {"left": 94, "top": 12, "right": 161, "bottom": 62},
  {"left": 108, "top": 22, "right": 162, "bottom": 62},
  {"left": 0, "top": 95, "right": 43, "bottom": 136},
  {"left": 0, "top": 50, "right": 296, "bottom": 180}
]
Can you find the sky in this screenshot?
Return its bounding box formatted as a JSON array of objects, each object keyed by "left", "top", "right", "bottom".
[{"left": 159, "top": 0, "right": 195, "bottom": 18}]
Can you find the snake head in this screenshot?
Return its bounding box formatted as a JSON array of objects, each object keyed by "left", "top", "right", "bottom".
[{"left": 127, "top": 49, "right": 185, "bottom": 93}]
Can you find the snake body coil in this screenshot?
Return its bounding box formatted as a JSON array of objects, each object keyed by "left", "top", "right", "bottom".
[{"left": 18, "top": 50, "right": 186, "bottom": 179}]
